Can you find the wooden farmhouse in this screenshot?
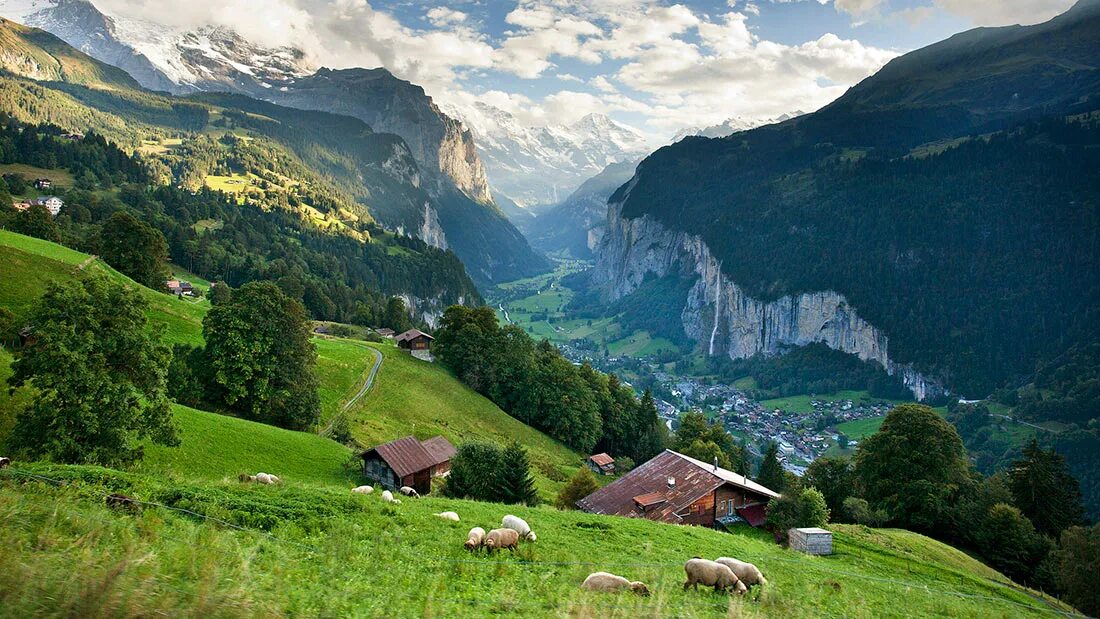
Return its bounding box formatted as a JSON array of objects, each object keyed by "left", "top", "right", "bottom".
[
  {"left": 576, "top": 450, "right": 780, "bottom": 527},
  {"left": 395, "top": 329, "right": 434, "bottom": 351},
  {"left": 359, "top": 435, "right": 455, "bottom": 495},
  {"left": 587, "top": 453, "right": 616, "bottom": 475}
]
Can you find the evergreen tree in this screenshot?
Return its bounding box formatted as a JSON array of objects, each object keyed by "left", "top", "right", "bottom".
[
  {"left": 757, "top": 442, "right": 786, "bottom": 493},
  {"left": 202, "top": 281, "right": 320, "bottom": 430},
  {"left": 1055, "top": 524, "right": 1100, "bottom": 616},
  {"left": 7, "top": 274, "right": 178, "bottom": 465},
  {"left": 804, "top": 457, "right": 854, "bottom": 519},
  {"left": 443, "top": 442, "right": 504, "bottom": 502},
  {"left": 556, "top": 466, "right": 599, "bottom": 510},
  {"left": 497, "top": 442, "right": 539, "bottom": 506},
  {"left": 1009, "top": 439, "right": 1085, "bottom": 537}
]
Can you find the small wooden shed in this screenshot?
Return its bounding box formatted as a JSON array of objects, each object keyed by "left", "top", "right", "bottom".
[
  {"left": 789, "top": 527, "right": 833, "bottom": 555},
  {"left": 395, "top": 329, "right": 434, "bottom": 351},
  {"left": 587, "top": 453, "right": 616, "bottom": 475},
  {"left": 360, "top": 435, "right": 456, "bottom": 495}
]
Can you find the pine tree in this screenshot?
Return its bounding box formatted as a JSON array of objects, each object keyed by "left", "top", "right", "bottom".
[
  {"left": 497, "top": 442, "right": 539, "bottom": 506},
  {"left": 757, "top": 442, "right": 786, "bottom": 493},
  {"left": 1009, "top": 439, "right": 1085, "bottom": 537}
]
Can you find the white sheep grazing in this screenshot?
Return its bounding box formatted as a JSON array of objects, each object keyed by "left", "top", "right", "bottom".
[
  {"left": 502, "top": 515, "right": 537, "bottom": 541},
  {"left": 255, "top": 473, "right": 274, "bottom": 484},
  {"left": 715, "top": 557, "right": 767, "bottom": 588},
  {"left": 581, "top": 572, "right": 650, "bottom": 596},
  {"left": 434, "top": 511, "right": 460, "bottom": 522},
  {"left": 381, "top": 490, "right": 401, "bottom": 504},
  {"left": 352, "top": 485, "right": 374, "bottom": 494},
  {"left": 464, "top": 527, "right": 486, "bottom": 552},
  {"left": 683, "top": 558, "right": 747, "bottom": 594},
  {"left": 0, "top": 457, "right": 11, "bottom": 468},
  {"left": 399, "top": 486, "right": 420, "bottom": 498}
]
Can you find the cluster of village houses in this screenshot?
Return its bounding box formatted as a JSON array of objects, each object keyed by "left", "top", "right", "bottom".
[{"left": 11, "top": 178, "right": 64, "bottom": 216}]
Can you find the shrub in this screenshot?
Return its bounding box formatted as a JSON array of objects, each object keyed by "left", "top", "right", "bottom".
[
  {"left": 556, "top": 467, "right": 599, "bottom": 510},
  {"left": 843, "top": 497, "right": 888, "bottom": 527}
]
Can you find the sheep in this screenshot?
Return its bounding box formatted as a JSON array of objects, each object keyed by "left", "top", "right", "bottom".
[
  {"left": 352, "top": 485, "right": 374, "bottom": 494},
  {"left": 255, "top": 473, "right": 281, "bottom": 485},
  {"left": 434, "top": 511, "right": 460, "bottom": 522},
  {"left": 381, "top": 490, "right": 401, "bottom": 504},
  {"left": 581, "top": 572, "right": 651, "bottom": 596},
  {"left": 715, "top": 557, "right": 768, "bottom": 588},
  {"left": 238, "top": 473, "right": 257, "bottom": 483},
  {"left": 464, "top": 527, "right": 486, "bottom": 552},
  {"left": 502, "top": 515, "right": 537, "bottom": 541},
  {"left": 683, "top": 558, "right": 747, "bottom": 594},
  {"left": 484, "top": 528, "right": 520, "bottom": 553},
  {"left": 0, "top": 457, "right": 11, "bottom": 468},
  {"left": 398, "top": 486, "right": 420, "bottom": 498}
]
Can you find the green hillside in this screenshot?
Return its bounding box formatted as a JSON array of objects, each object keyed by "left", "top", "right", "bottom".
[
  {"left": 0, "top": 463, "right": 1073, "bottom": 618},
  {"left": 0, "top": 231, "right": 583, "bottom": 496},
  {"left": 0, "top": 19, "right": 141, "bottom": 90}
]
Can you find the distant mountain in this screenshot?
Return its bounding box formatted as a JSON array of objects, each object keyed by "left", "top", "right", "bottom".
[
  {"left": 591, "top": 0, "right": 1100, "bottom": 401},
  {"left": 450, "top": 102, "right": 651, "bottom": 212},
  {"left": 672, "top": 112, "right": 805, "bottom": 141},
  {"left": 0, "top": 14, "right": 139, "bottom": 89},
  {"left": 526, "top": 159, "right": 638, "bottom": 258},
  {"left": 0, "top": 0, "right": 546, "bottom": 285}
]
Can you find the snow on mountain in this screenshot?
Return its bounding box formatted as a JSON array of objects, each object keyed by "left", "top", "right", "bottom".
[
  {"left": 0, "top": 0, "right": 312, "bottom": 94},
  {"left": 672, "top": 112, "right": 806, "bottom": 142},
  {"left": 448, "top": 102, "right": 652, "bottom": 212}
]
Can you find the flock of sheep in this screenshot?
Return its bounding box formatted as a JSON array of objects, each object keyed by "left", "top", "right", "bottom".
[{"left": 582, "top": 557, "right": 767, "bottom": 597}]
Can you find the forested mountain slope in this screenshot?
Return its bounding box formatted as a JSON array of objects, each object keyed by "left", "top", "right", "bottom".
[{"left": 594, "top": 0, "right": 1100, "bottom": 398}]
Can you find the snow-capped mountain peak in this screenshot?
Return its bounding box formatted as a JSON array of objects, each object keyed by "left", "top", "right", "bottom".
[{"left": 672, "top": 111, "right": 806, "bottom": 142}]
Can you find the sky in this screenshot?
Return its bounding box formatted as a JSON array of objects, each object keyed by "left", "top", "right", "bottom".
[{"left": 94, "top": 0, "right": 1078, "bottom": 142}]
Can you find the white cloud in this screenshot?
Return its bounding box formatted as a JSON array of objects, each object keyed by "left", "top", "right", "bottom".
[
  {"left": 834, "top": 0, "right": 884, "bottom": 17},
  {"left": 426, "top": 7, "right": 467, "bottom": 26},
  {"left": 932, "top": 0, "right": 1074, "bottom": 25}
]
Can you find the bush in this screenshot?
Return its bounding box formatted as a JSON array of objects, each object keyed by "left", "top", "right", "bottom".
[
  {"left": 843, "top": 497, "right": 888, "bottom": 527},
  {"left": 767, "top": 487, "right": 830, "bottom": 542},
  {"left": 556, "top": 467, "right": 599, "bottom": 510}
]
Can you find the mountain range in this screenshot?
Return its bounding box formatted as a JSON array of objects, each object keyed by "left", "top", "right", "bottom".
[
  {"left": 0, "top": 0, "right": 545, "bottom": 286},
  {"left": 590, "top": 0, "right": 1100, "bottom": 400},
  {"left": 449, "top": 101, "right": 651, "bottom": 214},
  {"left": 671, "top": 112, "right": 806, "bottom": 141}
]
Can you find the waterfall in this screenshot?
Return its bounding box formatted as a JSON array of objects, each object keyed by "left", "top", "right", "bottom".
[{"left": 708, "top": 262, "right": 722, "bottom": 356}]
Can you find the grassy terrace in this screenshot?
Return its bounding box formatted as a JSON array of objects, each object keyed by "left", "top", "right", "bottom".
[{"left": 0, "top": 463, "right": 1073, "bottom": 618}]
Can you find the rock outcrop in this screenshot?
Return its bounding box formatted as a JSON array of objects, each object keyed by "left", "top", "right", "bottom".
[{"left": 593, "top": 192, "right": 941, "bottom": 400}]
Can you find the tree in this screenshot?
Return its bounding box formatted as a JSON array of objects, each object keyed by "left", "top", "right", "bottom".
[
  {"left": 1009, "top": 439, "right": 1085, "bottom": 537},
  {"left": 1055, "top": 524, "right": 1100, "bottom": 616},
  {"left": 443, "top": 442, "right": 504, "bottom": 502},
  {"left": 7, "top": 275, "right": 178, "bottom": 465},
  {"left": 766, "top": 487, "right": 829, "bottom": 541},
  {"left": 843, "top": 497, "right": 887, "bottom": 526},
  {"left": 97, "top": 211, "right": 170, "bottom": 288},
  {"left": 977, "top": 503, "right": 1053, "bottom": 587},
  {"left": 556, "top": 466, "right": 599, "bottom": 510},
  {"left": 202, "top": 281, "right": 320, "bottom": 430},
  {"left": 497, "top": 442, "right": 539, "bottom": 506},
  {"left": 10, "top": 204, "right": 60, "bottom": 242},
  {"left": 798, "top": 486, "right": 831, "bottom": 527},
  {"left": 209, "top": 281, "right": 232, "bottom": 305},
  {"left": 804, "top": 457, "right": 854, "bottom": 519},
  {"left": 383, "top": 296, "right": 412, "bottom": 332},
  {"left": 854, "top": 404, "right": 971, "bottom": 532},
  {"left": 674, "top": 411, "right": 743, "bottom": 472},
  {"left": 757, "top": 442, "right": 786, "bottom": 493}
]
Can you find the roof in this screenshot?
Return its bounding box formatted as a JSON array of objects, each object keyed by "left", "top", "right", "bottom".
[
  {"left": 575, "top": 450, "right": 780, "bottom": 523},
  {"left": 420, "top": 436, "right": 456, "bottom": 466},
  {"left": 395, "top": 328, "right": 434, "bottom": 342},
  {"left": 588, "top": 453, "right": 615, "bottom": 467},
  {"left": 361, "top": 436, "right": 437, "bottom": 478},
  {"left": 792, "top": 527, "right": 831, "bottom": 535}
]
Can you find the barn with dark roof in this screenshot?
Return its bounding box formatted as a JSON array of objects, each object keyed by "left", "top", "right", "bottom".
[
  {"left": 359, "top": 435, "right": 456, "bottom": 495},
  {"left": 575, "top": 450, "right": 780, "bottom": 527}
]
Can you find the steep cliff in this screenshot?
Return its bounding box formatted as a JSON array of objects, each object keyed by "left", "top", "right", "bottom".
[{"left": 593, "top": 196, "right": 940, "bottom": 400}]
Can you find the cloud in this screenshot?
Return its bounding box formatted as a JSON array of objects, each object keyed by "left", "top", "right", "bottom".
[
  {"left": 932, "top": 0, "right": 1075, "bottom": 25},
  {"left": 426, "top": 7, "right": 467, "bottom": 26},
  {"left": 833, "top": 0, "right": 884, "bottom": 17}
]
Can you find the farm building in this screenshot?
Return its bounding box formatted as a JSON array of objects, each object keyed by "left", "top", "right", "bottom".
[
  {"left": 375, "top": 328, "right": 395, "bottom": 338},
  {"left": 395, "top": 329, "right": 433, "bottom": 350},
  {"left": 33, "top": 178, "right": 51, "bottom": 190},
  {"left": 576, "top": 450, "right": 780, "bottom": 528},
  {"left": 587, "top": 453, "right": 616, "bottom": 475},
  {"left": 165, "top": 279, "right": 194, "bottom": 296},
  {"left": 16, "top": 196, "right": 64, "bottom": 216},
  {"left": 359, "top": 435, "right": 456, "bottom": 495}
]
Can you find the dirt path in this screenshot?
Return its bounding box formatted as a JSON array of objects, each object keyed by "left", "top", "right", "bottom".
[{"left": 318, "top": 343, "right": 382, "bottom": 438}]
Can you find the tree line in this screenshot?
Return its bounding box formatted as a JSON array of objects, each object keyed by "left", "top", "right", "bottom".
[{"left": 433, "top": 305, "right": 667, "bottom": 460}]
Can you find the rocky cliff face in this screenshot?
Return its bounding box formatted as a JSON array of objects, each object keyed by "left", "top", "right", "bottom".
[
  {"left": 593, "top": 192, "right": 940, "bottom": 400},
  {"left": 271, "top": 68, "right": 492, "bottom": 205}
]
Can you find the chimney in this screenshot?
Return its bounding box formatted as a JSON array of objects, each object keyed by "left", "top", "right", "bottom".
[
  {"left": 713, "top": 457, "right": 719, "bottom": 471},
  {"left": 667, "top": 476, "right": 676, "bottom": 489}
]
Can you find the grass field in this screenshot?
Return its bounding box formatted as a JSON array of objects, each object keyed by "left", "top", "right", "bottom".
[
  {"left": 351, "top": 342, "right": 585, "bottom": 498},
  {"left": 759, "top": 390, "right": 901, "bottom": 415},
  {"left": 137, "top": 405, "right": 354, "bottom": 486},
  {"left": 0, "top": 463, "right": 1074, "bottom": 618},
  {"left": 0, "top": 163, "right": 74, "bottom": 195}
]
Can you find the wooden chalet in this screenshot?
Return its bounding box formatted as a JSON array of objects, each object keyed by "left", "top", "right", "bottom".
[
  {"left": 395, "top": 328, "right": 434, "bottom": 351},
  {"left": 587, "top": 453, "right": 616, "bottom": 475},
  {"left": 359, "top": 435, "right": 456, "bottom": 495},
  {"left": 575, "top": 450, "right": 780, "bottom": 528}
]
